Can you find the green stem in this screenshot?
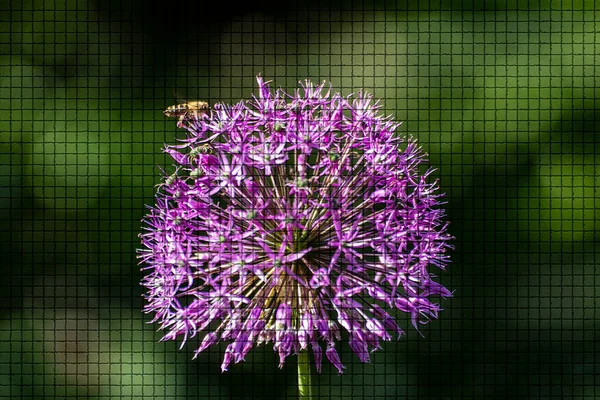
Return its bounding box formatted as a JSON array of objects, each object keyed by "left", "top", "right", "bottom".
[{"left": 297, "top": 350, "right": 313, "bottom": 399}]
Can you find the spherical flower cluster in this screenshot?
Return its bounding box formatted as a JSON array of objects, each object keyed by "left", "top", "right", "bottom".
[{"left": 139, "top": 76, "right": 453, "bottom": 374}]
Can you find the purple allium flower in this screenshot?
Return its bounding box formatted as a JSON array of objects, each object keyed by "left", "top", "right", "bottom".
[{"left": 139, "top": 76, "right": 453, "bottom": 374}]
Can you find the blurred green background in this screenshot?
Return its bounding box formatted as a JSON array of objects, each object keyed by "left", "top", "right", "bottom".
[{"left": 1, "top": 0, "right": 599, "bottom": 398}]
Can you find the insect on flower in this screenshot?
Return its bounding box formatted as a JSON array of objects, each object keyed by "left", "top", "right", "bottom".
[
  {"left": 164, "top": 100, "right": 210, "bottom": 127},
  {"left": 140, "top": 76, "right": 454, "bottom": 375}
]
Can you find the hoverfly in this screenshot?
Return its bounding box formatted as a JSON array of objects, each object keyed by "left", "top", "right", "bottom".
[{"left": 164, "top": 100, "right": 210, "bottom": 126}]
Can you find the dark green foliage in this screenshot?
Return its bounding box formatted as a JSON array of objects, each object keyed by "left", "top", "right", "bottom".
[{"left": 0, "top": 0, "right": 599, "bottom": 398}]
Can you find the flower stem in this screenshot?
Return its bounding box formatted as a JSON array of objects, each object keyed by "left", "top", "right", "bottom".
[{"left": 297, "top": 350, "right": 313, "bottom": 399}]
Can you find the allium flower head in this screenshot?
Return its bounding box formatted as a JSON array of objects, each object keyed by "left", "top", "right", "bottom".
[{"left": 139, "top": 76, "right": 453, "bottom": 374}]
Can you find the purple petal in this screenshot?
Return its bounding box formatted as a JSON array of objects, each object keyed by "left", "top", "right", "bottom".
[
  {"left": 164, "top": 147, "right": 190, "bottom": 166},
  {"left": 325, "top": 345, "right": 344, "bottom": 374},
  {"left": 221, "top": 344, "right": 235, "bottom": 372},
  {"left": 349, "top": 337, "right": 370, "bottom": 363},
  {"left": 312, "top": 341, "right": 323, "bottom": 374}
]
